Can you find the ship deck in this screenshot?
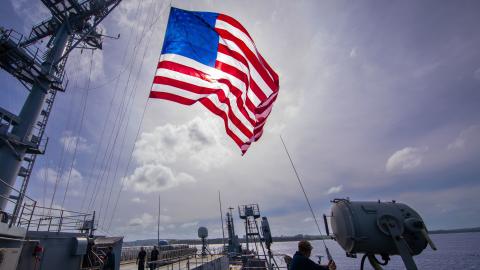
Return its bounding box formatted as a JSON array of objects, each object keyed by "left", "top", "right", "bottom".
[{"left": 120, "top": 254, "right": 225, "bottom": 270}]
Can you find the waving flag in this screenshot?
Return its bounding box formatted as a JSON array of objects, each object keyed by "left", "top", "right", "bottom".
[{"left": 150, "top": 7, "right": 280, "bottom": 154}]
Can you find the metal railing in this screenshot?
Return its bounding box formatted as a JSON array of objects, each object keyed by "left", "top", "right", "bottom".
[
  {"left": 0, "top": 177, "right": 37, "bottom": 228},
  {"left": 120, "top": 247, "right": 291, "bottom": 270},
  {"left": 0, "top": 28, "right": 43, "bottom": 69},
  {"left": 0, "top": 176, "right": 96, "bottom": 234},
  {"left": 145, "top": 253, "right": 290, "bottom": 270},
  {"left": 228, "top": 253, "right": 290, "bottom": 270},
  {"left": 121, "top": 245, "right": 196, "bottom": 262},
  {"left": 1, "top": 27, "right": 68, "bottom": 91},
  {"left": 19, "top": 204, "right": 95, "bottom": 233},
  {"left": 143, "top": 254, "right": 226, "bottom": 270}
]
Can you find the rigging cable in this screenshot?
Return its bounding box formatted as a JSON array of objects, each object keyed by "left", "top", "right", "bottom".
[
  {"left": 48, "top": 68, "right": 81, "bottom": 209},
  {"left": 86, "top": 0, "right": 155, "bottom": 214},
  {"left": 76, "top": 0, "right": 162, "bottom": 91},
  {"left": 42, "top": 158, "right": 48, "bottom": 215},
  {"left": 99, "top": 0, "right": 162, "bottom": 228},
  {"left": 106, "top": 0, "right": 172, "bottom": 231},
  {"left": 60, "top": 50, "right": 95, "bottom": 209},
  {"left": 79, "top": 0, "right": 144, "bottom": 211},
  {"left": 96, "top": 30, "right": 154, "bottom": 225},
  {"left": 279, "top": 135, "right": 333, "bottom": 262},
  {"left": 98, "top": 40, "right": 150, "bottom": 226},
  {"left": 83, "top": 0, "right": 149, "bottom": 213},
  {"left": 106, "top": 97, "right": 150, "bottom": 231},
  {"left": 91, "top": 0, "right": 162, "bottom": 223}
]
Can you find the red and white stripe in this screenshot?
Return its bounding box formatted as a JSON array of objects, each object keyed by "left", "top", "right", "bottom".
[{"left": 150, "top": 14, "right": 279, "bottom": 154}]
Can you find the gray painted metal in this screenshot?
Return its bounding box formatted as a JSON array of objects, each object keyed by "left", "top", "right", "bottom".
[
  {"left": 0, "top": 2, "right": 123, "bottom": 270},
  {"left": 191, "top": 255, "right": 229, "bottom": 270},
  {"left": 226, "top": 210, "right": 241, "bottom": 254},
  {"left": 0, "top": 20, "right": 69, "bottom": 211},
  {"left": 0, "top": 22, "right": 69, "bottom": 210},
  {"left": 16, "top": 232, "right": 123, "bottom": 270},
  {"left": 198, "top": 227, "right": 208, "bottom": 239},
  {"left": 18, "top": 231, "right": 84, "bottom": 270},
  {"left": 0, "top": 222, "right": 27, "bottom": 269},
  {"left": 0, "top": 0, "right": 121, "bottom": 216},
  {"left": 330, "top": 198, "right": 436, "bottom": 270},
  {"left": 72, "top": 237, "right": 88, "bottom": 256}
]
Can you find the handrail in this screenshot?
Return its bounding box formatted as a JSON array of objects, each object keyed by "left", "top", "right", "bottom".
[
  {"left": 0, "top": 177, "right": 37, "bottom": 227},
  {"left": 0, "top": 177, "right": 36, "bottom": 202}
]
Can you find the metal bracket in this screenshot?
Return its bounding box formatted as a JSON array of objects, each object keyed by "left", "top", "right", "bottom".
[
  {"left": 384, "top": 216, "right": 418, "bottom": 270},
  {"left": 0, "top": 137, "right": 22, "bottom": 161}
]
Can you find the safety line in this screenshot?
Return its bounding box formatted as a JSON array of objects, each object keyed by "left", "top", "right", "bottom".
[
  {"left": 279, "top": 135, "right": 333, "bottom": 261},
  {"left": 60, "top": 50, "right": 95, "bottom": 209},
  {"left": 80, "top": 0, "right": 144, "bottom": 211}
]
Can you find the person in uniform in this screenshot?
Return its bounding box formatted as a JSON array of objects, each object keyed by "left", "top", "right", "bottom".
[
  {"left": 136, "top": 247, "right": 147, "bottom": 270},
  {"left": 103, "top": 246, "right": 115, "bottom": 270},
  {"left": 290, "top": 240, "right": 336, "bottom": 270},
  {"left": 149, "top": 246, "right": 159, "bottom": 270}
]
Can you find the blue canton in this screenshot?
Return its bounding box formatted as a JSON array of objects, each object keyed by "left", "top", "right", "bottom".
[{"left": 161, "top": 7, "right": 219, "bottom": 67}]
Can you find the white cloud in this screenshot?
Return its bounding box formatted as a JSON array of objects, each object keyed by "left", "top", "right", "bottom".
[
  {"left": 302, "top": 217, "right": 314, "bottom": 223},
  {"left": 474, "top": 68, "right": 480, "bottom": 81},
  {"left": 180, "top": 221, "right": 198, "bottom": 228},
  {"left": 349, "top": 47, "right": 357, "bottom": 58},
  {"left": 68, "top": 49, "right": 105, "bottom": 82},
  {"left": 133, "top": 117, "right": 232, "bottom": 170},
  {"left": 125, "top": 163, "right": 195, "bottom": 193},
  {"left": 37, "top": 167, "right": 83, "bottom": 186},
  {"left": 128, "top": 213, "right": 154, "bottom": 227},
  {"left": 9, "top": 0, "right": 50, "bottom": 31},
  {"left": 37, "top": 167, "right": 59, "bottom": 184},
  {"left": 125, "top": 117, "right": 233, "bottom": 194},
  {"left": 447, "top": 125, "right": 480, "bottom": 150},
  {"left": 114, "top": 0, "right": 167, "bottom": 34},
  {"left": 131, "top": 197, "right": 145, "bottom": 203},
  {"left": 128, "top": 213, "right": 172, "bottom": 227},
  {"left": 60, "top": 133, "right": 91, "bottom": 154},
  {"left": 386, "top": 147, "right": 428, "bottom": 173},
  {"left": 127, "top": 118, "right": 228, "bottom": 194},
  {"left": 326, "top": 185, "right": 343, "bottom": 195},
  {"left": 447, "top": 136, "right": 465, "bottom": 150}
]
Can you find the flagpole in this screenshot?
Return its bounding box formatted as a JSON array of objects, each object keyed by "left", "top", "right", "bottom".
[
  {"left": 218, "top": 190, "right": 226, "bottom": 253},
  {"left": 157, "top": 193, "right": 160, "bottom": 246}
]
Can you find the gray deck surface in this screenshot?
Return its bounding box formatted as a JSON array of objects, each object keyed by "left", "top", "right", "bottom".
[{"left": 120, "top": 255, "right": 224, "bottom": 270}]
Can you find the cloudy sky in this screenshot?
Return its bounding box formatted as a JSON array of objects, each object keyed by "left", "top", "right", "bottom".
[{"left": 1, "top": 0, "right": 479, "bottom": 241}]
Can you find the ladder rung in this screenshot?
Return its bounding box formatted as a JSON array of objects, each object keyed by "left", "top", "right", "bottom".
[
  {"left": 31, "top": 135, "right": 40, "bottom": 144},
  {"left": 18, "top": 166, "right": 29, "bottom": 177}
]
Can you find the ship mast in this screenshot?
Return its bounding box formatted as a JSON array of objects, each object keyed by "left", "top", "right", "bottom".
[
  {"left": 0, "top": 0, "right": 121, "bottom": 224},
  {"left": 158, "top": 194, "right": 160, "bottom": 246}
]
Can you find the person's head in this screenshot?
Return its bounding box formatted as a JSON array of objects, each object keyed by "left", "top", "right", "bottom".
[
  {"left": 298, "top": 240, "right": 313, "bottom": 258},
  {"left": 108, "top": 246, "right": 113, "bottom": 252},
  {"left": 141, "top": 247, "right": 144, "bottom": 251},
  {"left": 153, "top": 246, "right": 157, "bottom": 250}
]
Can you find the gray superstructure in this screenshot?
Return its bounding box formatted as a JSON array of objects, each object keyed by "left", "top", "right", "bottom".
[{"left": 0, "top": 1, "right": 123, "bottom": 269}]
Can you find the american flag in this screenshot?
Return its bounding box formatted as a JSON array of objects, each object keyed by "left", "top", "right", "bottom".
[{"left": 150, "top": 7, "right": 280, "bottom": 154}]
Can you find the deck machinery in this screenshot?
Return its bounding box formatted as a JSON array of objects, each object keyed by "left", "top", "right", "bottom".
[
  {"left": 233, "top": 204, "right": 280, "bottom": 270},
  {"left": 0, "top": 1, "right": 123, "bottom": 269}
]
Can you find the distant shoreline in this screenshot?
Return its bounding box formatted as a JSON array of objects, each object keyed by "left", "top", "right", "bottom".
[
  {"left": 123, "top": 227, "right": 480, "bottom": 246},
  {"left": 429, "top": 227, "right": 480, "bottom": 235}
]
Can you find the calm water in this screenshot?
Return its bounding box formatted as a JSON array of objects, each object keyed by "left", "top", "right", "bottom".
[{"left": 267, "top": 232, "right": 480, "bottom": 269}]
